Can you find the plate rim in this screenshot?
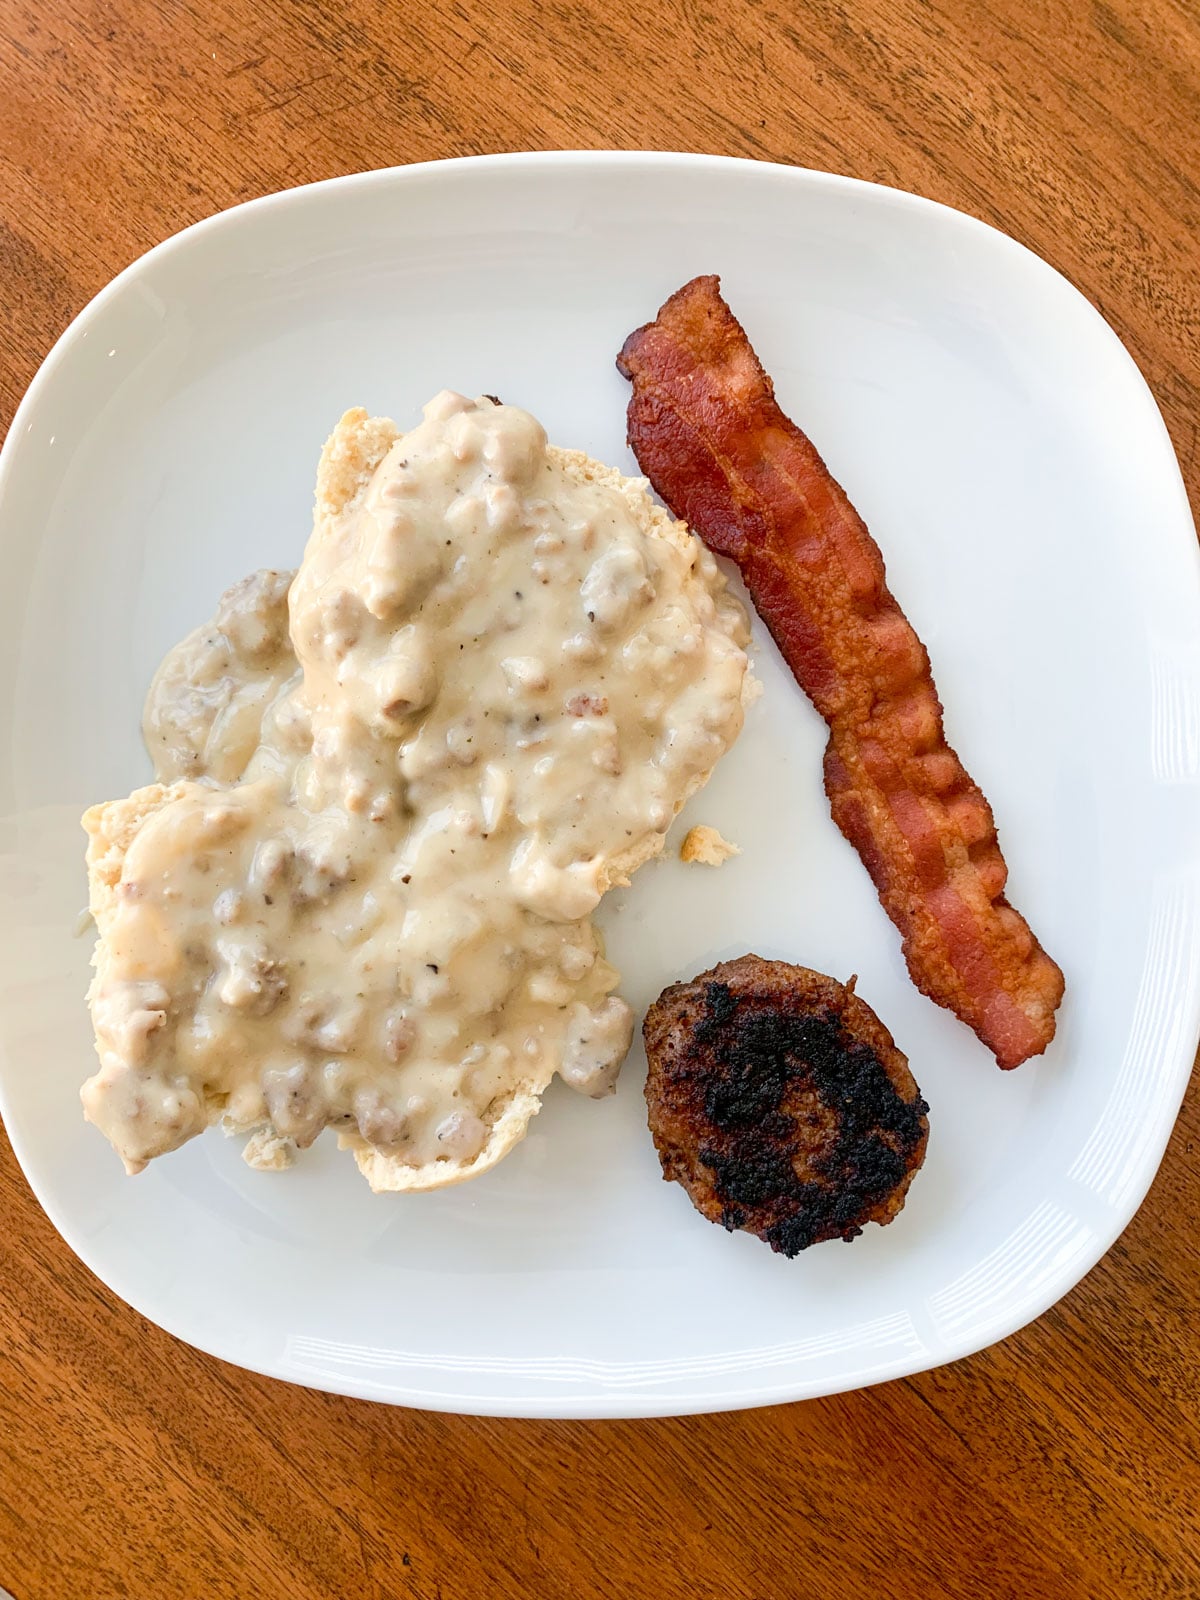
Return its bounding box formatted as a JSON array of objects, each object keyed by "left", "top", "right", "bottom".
[{"left": 1, "top": 148, "right": 1197, "bottom": 1418}]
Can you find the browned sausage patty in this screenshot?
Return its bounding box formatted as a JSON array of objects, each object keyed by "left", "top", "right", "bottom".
[{"left": 643, "top": 956, "right": 929, "bottom": 1256}]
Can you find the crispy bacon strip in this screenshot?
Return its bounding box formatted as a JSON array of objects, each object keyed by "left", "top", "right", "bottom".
[{"left": 617, "top": 276, "right": 1064, "bottom": 1068}]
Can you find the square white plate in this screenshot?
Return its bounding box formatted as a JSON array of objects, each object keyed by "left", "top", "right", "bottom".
[{"left": 1, "top": 153, "right": 1197, "bottom": 1417}]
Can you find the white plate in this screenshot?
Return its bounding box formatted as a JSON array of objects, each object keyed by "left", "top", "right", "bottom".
[{"left": 1, "top": 153, "right": 1197, "bottom": 1418}]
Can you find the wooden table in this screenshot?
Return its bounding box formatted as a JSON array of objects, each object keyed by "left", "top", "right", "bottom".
[{"left": 2, "top": 3, "right": 1197, "bottom": 1596}]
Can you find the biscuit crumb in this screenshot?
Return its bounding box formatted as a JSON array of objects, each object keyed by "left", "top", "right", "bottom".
[
  {"left": 680, "top": 825, "right": 740, "bottom": 866},
  {"left": 241, "top": 1127, "right": 296, "bottom": 1171}
]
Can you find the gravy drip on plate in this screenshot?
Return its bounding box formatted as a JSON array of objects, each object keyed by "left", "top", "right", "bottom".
[{"left": 84, "top": 394, "right": 750, "bottom": 1175}]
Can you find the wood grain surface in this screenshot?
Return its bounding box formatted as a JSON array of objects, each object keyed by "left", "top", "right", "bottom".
[{"left": 2, "top": 2, "right": 1198, "bottom": 1596}]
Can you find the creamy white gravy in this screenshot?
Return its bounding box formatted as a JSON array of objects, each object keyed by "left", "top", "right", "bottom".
[{"left": 84, "top": 394, "right": 749, "bottom": 1178}]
